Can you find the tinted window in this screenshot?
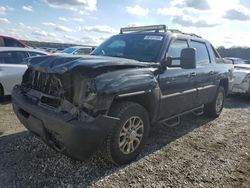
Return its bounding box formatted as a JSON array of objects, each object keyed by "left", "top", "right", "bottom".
[
  {"left": 4, "top": 38, "right": 23, "bottom": 47},
  {"left": 190, "top": 41, "right": 210, "bottom": 64},
  {"left": 210, "top": 44, "right": 220, "bottom": 58},
  {"left": 167, "top": 39, "right": 188, "bottom": 66},
  {"left": 28, "top": 51, "right": 46, "bottom": 57},
  {"left": 91, "top": 34, "right": 164, "bottom": 62},
  {"left": 0, "top": 51, "right": 28, "bottom": 64},
  {"left": 0, "top": 37, "right": 4, "bottom": 47}
]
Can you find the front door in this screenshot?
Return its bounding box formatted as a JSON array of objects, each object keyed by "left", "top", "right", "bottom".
[{"left": 159, "top": 39, "right": 197, "bottom": 119}]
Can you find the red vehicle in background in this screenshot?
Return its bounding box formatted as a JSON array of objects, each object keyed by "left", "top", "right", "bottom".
[{"left": 0, "top": 35, "right": 30, "bottom": 48}]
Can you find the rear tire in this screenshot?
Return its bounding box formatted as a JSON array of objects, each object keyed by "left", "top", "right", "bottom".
[
  {"left": 204, "top": 86, "right": 225, "bottom": 118},
  {"left": 102, "top": 101, "right": 150, "bottom": 165}
]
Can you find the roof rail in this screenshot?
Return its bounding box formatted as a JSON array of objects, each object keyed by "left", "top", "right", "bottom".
[
  {"left": 120, "top": 25, "right": 167, "bottom": 34},
  {"left": 168, "top": 29, "right": 183, "bottom": 34},
  {"left": 189, "top": 33, "right": 202, "bottom": 38},
  {"left": 168, "top": 29, "right": 202, "bottom": 38}
]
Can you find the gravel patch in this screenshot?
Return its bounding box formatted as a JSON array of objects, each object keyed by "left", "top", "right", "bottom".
[{"left": 0, "top": 96, "right": 249, "bottom": 187}]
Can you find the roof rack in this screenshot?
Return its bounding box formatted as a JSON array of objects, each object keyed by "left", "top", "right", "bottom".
[
  {"left": 119, "top": 25, "right": 202, "bottom": 38},
  {"left": 120, "top": 25, "right": 167, "bottom": 34},
  {"left": 168, "top": 29, "right": 202, "bottom": 38}
]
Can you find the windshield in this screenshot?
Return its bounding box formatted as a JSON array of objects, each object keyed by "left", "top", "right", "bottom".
[
  {"left": 62, "top": 47, "right": 76, "bottom": 54},
  {"left": 91, "top": 34, "right": 164, "bottom": 62}
]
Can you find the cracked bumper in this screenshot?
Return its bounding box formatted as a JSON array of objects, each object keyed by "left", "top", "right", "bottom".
[{"left": 12, "top": 86, "right": 118, "bottom": 161}]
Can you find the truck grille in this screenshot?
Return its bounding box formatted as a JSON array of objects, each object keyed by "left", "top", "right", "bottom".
[{"left": 25, "top": 70, "right": 64, "bottom": 97}]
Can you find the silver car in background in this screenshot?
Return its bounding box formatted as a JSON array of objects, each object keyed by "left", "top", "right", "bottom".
[
  {"left": 55, "top": 46, "right": 93, "bottom": 55},
  {"left": 0, "top": 47, "right": 48, "bottom": 99},
  {"left": 232, "top": 64, "right": 250, "bottom": 95}
]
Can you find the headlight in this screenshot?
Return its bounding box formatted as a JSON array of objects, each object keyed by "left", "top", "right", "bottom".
[{"left": 85, "top": 79, "right": 97, "bottom": 99}]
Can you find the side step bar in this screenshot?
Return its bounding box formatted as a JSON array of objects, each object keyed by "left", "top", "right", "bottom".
[
  {"left": 160, "top": 105, "right": 204, "bottom": 127},
  {"left": 192, "top": 106, "right": 204, "bottom": 116}
]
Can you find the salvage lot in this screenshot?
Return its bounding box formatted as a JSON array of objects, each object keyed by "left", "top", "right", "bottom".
[{"left": 0, "top": 96, "right": 249, "bottom": 187}]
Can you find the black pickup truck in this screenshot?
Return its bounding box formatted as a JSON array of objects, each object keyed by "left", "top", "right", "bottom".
[{"left": 12, "top": 25, "right": 233, "bottom": 165}]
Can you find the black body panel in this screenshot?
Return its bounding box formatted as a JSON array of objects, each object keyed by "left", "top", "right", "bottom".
[
  {"left": 12, "top": 86, "right": 118, "bottom": 161},
  {"left": 28, "top": 55, "right": 152, "bottom": 73},
  {"left": 12, "top": 30, "right": 234, "bottom": 161}
]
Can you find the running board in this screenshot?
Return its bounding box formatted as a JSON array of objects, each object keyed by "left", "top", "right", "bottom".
[
  {"left": 162, "top": 116, "right": 180, "bottom": 127},
  {"left": 160, "top": 105, "right": 204, "bottom": 127},
  {"left": 192, "top": 105, "right": 204, "bottom": 116}
]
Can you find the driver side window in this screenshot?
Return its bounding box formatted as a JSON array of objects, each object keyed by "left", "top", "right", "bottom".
[{"left": 167, "top": 39, "right": 188, "bottom": 66}]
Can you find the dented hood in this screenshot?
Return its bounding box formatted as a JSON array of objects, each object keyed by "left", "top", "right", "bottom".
[{"left": 28, "top": 55, "right": 151, "bottom": 74}]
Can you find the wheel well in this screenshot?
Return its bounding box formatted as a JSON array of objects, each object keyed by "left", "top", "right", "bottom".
[
  {"left": 219, "top": 79, "right": 228, "bottom": 95},
  {"left": 110, "top": 93, "right": 157, "bottom": 123}
]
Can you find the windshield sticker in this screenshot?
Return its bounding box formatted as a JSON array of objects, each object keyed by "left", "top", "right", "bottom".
[{"left": 144, "top": 35, "right": 163, "bottom": 41}]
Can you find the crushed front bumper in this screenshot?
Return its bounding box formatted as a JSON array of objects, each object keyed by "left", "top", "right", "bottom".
[{"left": 12, "top": 86, "right": 119, "bottom": 161}]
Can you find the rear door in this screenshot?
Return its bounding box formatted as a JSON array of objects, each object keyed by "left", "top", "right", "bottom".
[
  {"left": 0, "top": 51, "right": 28, "bottom": 94},
  {"left": 159, "top": 39, "right": 197, "bottom": 119},
  {"left": 190, "top": 40, "right": 217, "bottom": 106}
]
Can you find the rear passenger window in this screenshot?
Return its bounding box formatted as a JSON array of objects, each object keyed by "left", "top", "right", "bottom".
[
  {"left": 167, "top": 39, "right": 188, "bottom": 66},
  {"left": 190, "top": 41, "right": 210, "bottom": 64},
  {"left": 0, "top": 37, "right": 4, "bottom": 47},
  {"left": 0, "top": 51, "right": 28, "bottom": 64},
  {"left": 4, "top": 38, "right": 23, "bottom": 47},
  {"left": 210, "top": 45, "right": 220, "bottom": 58}
]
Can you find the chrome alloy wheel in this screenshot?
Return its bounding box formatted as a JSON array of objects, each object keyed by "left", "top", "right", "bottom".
[
  {"left": 216, "top": 91, "right": 224, "bottom": 113},
  {"left": 118, "top": 116, "right": 144, "bottom": 154}
]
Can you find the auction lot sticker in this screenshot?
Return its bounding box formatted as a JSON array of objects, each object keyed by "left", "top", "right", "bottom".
[{"left": 144, "top": 35, "right": 163, "bottom": 40}]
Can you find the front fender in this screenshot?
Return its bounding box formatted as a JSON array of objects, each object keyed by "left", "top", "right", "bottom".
[{"left": 94, "top": 68, "right": 159, "bottom": 112}]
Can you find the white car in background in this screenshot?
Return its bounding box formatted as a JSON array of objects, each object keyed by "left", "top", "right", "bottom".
[
  {"left": 55, "top": 46, "right": 93, "bottom": 55},
  {"left": 225, "top": 57, "right": 246, "bottom": 64},
  {"left": 232, "top": 64, "right": 250, "bottom": 95},
  {"left": 0, "top": 47, "right": 48, "bottom": 99}
]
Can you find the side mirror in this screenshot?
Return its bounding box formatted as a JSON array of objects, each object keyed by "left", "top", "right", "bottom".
[
  {"left": 180, "top": 48, "right": 196, "bottom": 69},
  {"left": 161, "top": 56, "right": 172, "bottom": 68}
]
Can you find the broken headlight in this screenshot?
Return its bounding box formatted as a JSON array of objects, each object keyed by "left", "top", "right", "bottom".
[
  {"left": 85, "top": 79, "right": 97, "bottom": 100},
  {"left": 71, "top": 76, "right": 99, "bottom": 116}
]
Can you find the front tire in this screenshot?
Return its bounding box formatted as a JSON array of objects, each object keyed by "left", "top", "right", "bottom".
[
  {"left": 102, "top": 101, "right": 150, "bottom": 165},
  {"left": 204, "top": 86, "right": 225, "bottom": 118}
]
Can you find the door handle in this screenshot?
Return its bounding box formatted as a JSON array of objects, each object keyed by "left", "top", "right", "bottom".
[{"left": 190, "top": 72, "right": 196, "bottom": 78}]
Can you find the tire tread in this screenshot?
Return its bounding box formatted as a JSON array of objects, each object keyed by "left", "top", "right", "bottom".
[{"left": 102, "top": 101, "right": 148, "bottom": 165}]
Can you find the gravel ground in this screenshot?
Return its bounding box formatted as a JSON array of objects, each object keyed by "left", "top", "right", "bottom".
[{"left": 0, "top": 96, "right": 249, "bottom": 187}]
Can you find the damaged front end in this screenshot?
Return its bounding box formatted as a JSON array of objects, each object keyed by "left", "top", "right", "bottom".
[
  {"left": 21, "top": 68, "right": 103, "bottom": 121},
  {"left": 12, "top": 68, "right": 119, "bottom": 161}
]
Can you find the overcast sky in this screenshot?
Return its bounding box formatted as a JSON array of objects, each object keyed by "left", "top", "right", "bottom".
[{"left": 0, "top": 0, "right": 250, "bottom": 47}]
